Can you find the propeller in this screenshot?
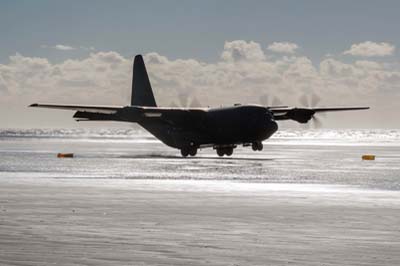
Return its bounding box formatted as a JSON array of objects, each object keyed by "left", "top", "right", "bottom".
[
  {"left": 188, "top": 97, "right": 202, "bottom": 108},
  {"left": 169, "top": 92, "right": 202, "bottom": 108},
  {"left": 178, "top": 93, "right": 189, "bottom": 107},
  {"left": 259, "top": 94, "right": 283, "bottom": 107},
  {"left": 299, "top": 92, "right": 321, "bottom": 107},
  {"left": 169, "top": 101, "right": 179, "bottom": 107},
  {"left": 298, "top": 92, "right": 323, "bottom": 129}
]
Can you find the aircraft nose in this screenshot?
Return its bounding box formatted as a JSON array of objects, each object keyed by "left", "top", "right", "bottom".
[
  {"left": 260, "top": 119, "right": 278, "bottom": 140},
  {"left": 265, "top": 111, "right": 278, "bottom": 133},
  {"left": 263, "top": 118, "right": 278, "bottom": 139},
  {"left": 270, "top": 120, "right": 278, "bottom": 134}
]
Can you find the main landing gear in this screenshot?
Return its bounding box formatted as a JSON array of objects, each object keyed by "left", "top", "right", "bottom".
[
  {"left": 251, "top": 141, "right": 263, "bottom": 151},
  {"left": 180, "top": 147, "right": 197, "bottom": 157},
  {"left": 180, "top": 142, "right": 263, "bottom": 157},
  {"left": 216, "top": 146, "right": 234, "bottom": 157}
]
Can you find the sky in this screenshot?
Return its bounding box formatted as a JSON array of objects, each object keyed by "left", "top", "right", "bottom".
[{"left": 1, "top": 0, "right": 399, "bottom": 129}]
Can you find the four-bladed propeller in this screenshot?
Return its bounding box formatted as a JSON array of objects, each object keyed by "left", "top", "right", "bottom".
[
  {"left": 298, "top": 93, "right": 324, "bottom": 128},
  {"left": 259, "top": 94, "right": 284, "bottom": 108},
  {"left": 170, "top": 93, "right": 202, "bottom": 108}
]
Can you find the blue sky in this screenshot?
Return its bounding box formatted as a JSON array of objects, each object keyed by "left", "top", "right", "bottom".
[
  {"left": 1, "top": 0, "right": 399, "bottom": 63},
  {"left": 1, "top": 1, "right": 400, "bottom": 128}
]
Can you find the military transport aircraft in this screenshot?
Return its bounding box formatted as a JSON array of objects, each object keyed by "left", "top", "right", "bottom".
[{"left": 30, "top": 55, "right": 369, "bottom": 157}]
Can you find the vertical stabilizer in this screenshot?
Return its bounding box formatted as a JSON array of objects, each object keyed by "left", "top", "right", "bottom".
[{"left": 131, "top": 55, "right": 157, "bottom": 107}]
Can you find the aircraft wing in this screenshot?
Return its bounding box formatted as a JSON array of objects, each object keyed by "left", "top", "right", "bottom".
[
  {"left": 29, "top": 103, "right": 206, "bottom": 125},
  {"left": 271, "top": 106, "right": 369, "bottom": 123},
  {"left": 29, "top": 103, "right": 123, "bottom": 114},
  {"left": 271, "top": 106, "right": 369, "bottom": 113}
]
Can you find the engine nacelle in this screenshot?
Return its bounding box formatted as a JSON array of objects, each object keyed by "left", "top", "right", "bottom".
[{"left": 286, "top": 108, "right": 315, "bottom": 124}]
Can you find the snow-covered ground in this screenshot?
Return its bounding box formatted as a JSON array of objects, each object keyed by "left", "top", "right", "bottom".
[{"left": 0, "top": 129, "right": 399, "bottom": 265}]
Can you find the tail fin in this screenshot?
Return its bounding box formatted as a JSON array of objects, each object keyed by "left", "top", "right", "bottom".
[{"left": 131, "top": 55, "right": 157, "bottom": 107}]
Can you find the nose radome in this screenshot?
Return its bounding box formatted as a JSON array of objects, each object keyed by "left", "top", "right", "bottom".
[
  {"left": 264, "top": 120, "right": 278, "bottom": 140},
  {"left": 273, "top": 120, "right": 278, "bottom": 132},
  {"left": 270, "top": 120, "right": 278, "bottom": 134}
]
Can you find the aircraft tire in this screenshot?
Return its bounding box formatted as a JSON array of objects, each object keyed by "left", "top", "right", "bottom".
[
  {"left": 252, "top": 142, "right": 263, "bottom": 151},
  {"left": 217, "top": 149, "right": 225, "bottom": 157},
  {"left": 226, "top": 148, "right": 233, "bottom": 156},
  {"left": 189, "top": 148, "right": 197, "bottom": 156},
  {"left": 258, "top": 142, "right": 263, "bottom": 151},
  {"left": 181, "top": 148, "right": 189, "bottom": 157},
  {"left": 252, "top": 142, "right": 258, "bottom": 151}
]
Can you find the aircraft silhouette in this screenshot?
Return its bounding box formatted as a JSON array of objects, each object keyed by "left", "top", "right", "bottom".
[{"left": 30, "top": 55, "right": 369, "bottom": 157}]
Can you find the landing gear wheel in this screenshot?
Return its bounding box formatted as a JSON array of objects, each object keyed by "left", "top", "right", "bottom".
[
  {"left": 225, "top": 148, "right": 233, "bottom": 156},
  {"left": 180, "top": 148, "right": 189, "bottom": 157},
  {"left": 252, "top": 142, "right": 263, "bottom": 151},
  {"left": 258, "top": 142, "right": 263, "bottom": 151},
  {"left": 252, "top": 142, "right": 258, "bottom": 151},
  {"left": 217, "top": 149, "right": 225, "bottom": 157},
  {"left": 189, "top": 148, "right": 197, "bottom": 156}
]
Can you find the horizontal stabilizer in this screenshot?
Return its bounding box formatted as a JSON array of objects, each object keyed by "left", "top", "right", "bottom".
[{"left": 29, "top": 103, "right": 122, "bottom": 114}]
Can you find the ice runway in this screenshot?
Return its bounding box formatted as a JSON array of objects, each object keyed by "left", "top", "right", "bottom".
[
  {"left": 0, "top": 128, "right": 400, "bottom": 265},
  {"left": 1, "top": 179, "right": 399, "bottom": 266},
  {"left": 1, "top": 128, "right": 400, "bottom": 190}
]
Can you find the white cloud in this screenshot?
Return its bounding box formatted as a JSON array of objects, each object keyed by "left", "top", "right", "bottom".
[
  {"left": 0, "top": 51, "right": 131, "bottom": 105},
  {"left": 41, "top": 44, "right": 75, "bottom": 50},
  {"left": 0, "top": 75, "right": 8, "bottom": 95},
  {"left": 221, "top": 40, "right": 266, "bottom": 62},
  {"left": 355, "top": 60, "right": 383, "bottom": 70},
  {"left": 1, "top": 40, "right": 399, "bottom": 112},
  {"left": 41, "top": 44, "right": 97, "bottom": 51},
  {"left": 54, "top": 44, "right": 75, "bottom": 51},
  {"left": 343, "top": 41, "right": 395, "bottom": 57},
  {"left": 144, "top": 52, "right": 169, "bottom": 64},
  {"left": 267, "top": 42, "right": 299, "bottom": 54},
  {"left": 320, "top": 58, "right": 357, "bottom": 77},
  {"left": 80, "top": 46, "right": 96, "bottom": 51}
]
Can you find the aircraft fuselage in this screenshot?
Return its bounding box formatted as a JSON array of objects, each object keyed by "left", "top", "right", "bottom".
[{"left": 117, "top": 104, "right": 278, "bottom": 150}]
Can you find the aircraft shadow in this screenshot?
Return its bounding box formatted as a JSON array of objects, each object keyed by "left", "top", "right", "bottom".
[{"left": 118, "top": 154, "right": 274, "bottom": 161}]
